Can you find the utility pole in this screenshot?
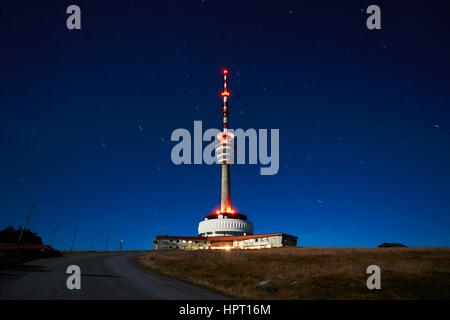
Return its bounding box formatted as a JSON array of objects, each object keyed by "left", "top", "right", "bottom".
[
  {"left": 70, "top": 225, "right": 78, "bottom": 252},
  {"left": 105, "top": 230, "right": 110, "bottom": 252},
  {"left": 89, "top": 230, "right": 96, "bottom": 252},
  {"left": 17, "top": 196, "right": 38, "bottom": 243},
  {"left": 50, "top": 219, "right": 59, "bottom": 247}
]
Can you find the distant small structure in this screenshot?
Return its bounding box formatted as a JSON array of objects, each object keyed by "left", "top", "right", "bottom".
[{"left": 378, "top": 242, "right": 407, "bottom": 248}]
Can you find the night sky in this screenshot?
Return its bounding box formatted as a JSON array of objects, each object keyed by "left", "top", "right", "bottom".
[{"left": 1, "top": 0, "right": 450, "bottom": 250}]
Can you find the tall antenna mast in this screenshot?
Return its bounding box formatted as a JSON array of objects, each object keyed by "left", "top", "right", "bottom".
[
  {"left": 216, "top": 68, "right": 234, "bottom": 213},
  {"left": 221, "top": 69, "right": 230, "bottom": 130},
  {"left": 197, "top": 68, "right": 254, "bottom": 238},
  {"left": 17, "top": 195, "right": 38, "bottom": 243}
]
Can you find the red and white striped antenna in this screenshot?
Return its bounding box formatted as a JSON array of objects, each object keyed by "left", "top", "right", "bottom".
[{"left": 221, "top": 69, "right": 230, "bottom": 129}]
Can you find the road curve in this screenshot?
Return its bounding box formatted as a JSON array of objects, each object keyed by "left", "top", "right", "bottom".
[{"left": 0, "top": 252, "right": 230, "bottom": 300}]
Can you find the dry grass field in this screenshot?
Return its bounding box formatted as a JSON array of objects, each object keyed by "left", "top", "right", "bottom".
[{"left": 136, "top": 247, "right": 450, "bottom": 299}]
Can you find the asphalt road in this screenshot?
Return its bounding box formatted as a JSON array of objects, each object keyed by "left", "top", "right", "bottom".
[{"left": 0, "top": 252, "right": 229, "bottom": 300}]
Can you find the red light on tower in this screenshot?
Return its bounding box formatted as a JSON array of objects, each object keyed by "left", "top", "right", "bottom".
[{"left": 221, "top": 69, "right": 230, "bottom": 97}]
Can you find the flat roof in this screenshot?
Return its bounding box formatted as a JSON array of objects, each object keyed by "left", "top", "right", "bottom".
[
  {"left": 204, "top": 212, "right": 248, "bottom": 220},
  {"left": 208, "top": 233, "right": 297, "bottom": 241},
  {"left": 155, "top": 235, "right": 207, "bottom": 241}
]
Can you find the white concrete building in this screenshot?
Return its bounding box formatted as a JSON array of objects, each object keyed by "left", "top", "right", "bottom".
[
  {"left": 154, "top": 233, "right": 298, "bottom": 251},
  {"left": 198, "top": 212, "right": 253, "bottom": 237}
]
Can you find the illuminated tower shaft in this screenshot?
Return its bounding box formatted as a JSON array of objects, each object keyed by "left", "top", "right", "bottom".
[
  {"left": 221, "top": 161, "right": 231, "bottom": 212},
  {"left": 216, "top": 69, "right": 234, "bottom": 212}
]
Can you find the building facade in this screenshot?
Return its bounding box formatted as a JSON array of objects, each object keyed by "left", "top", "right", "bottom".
[{"left": 154, "top": 233, "right": 298, "bottom": 250}]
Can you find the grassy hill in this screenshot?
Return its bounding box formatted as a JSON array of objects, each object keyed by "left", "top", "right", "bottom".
[{"left": 137, "top": 247, "right": 450, "bottom": 299}]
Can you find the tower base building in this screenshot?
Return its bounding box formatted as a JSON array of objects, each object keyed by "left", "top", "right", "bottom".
[
  {"left": 154, "top": 233, "right": 298, "bottom": 251},
  {"left": 198, "top": 212, "right": 253, "bottom": 237}
]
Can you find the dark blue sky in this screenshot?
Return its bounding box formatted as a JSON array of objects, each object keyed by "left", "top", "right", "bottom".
[{"left": 1, "top": 0, "right": 449, "bottom": 250}]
